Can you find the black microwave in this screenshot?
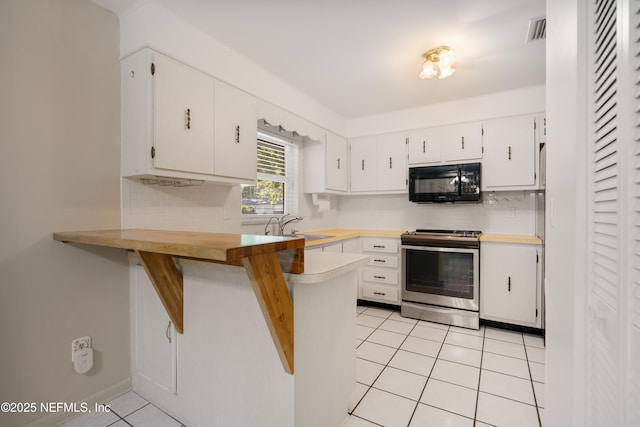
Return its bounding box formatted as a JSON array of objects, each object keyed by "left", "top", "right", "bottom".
[{"left": 408, "top": 163, "right": 481, "bottom": 203}]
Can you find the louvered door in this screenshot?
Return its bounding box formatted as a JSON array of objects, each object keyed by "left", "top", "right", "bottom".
[
  {"left": 627, "top": 2, "right": 640, "bottom": 425},
  {"left": 586, "top": 1, "right": 638, "bottom": 425}
]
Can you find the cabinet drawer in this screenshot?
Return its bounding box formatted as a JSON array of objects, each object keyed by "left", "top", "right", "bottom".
[
  {"left": 362, "top": 269, "right": 398, "bottom": 285},
  {"left": 368, "top": 254, "right": 399, "bottom": 268},
  {"left": 362, "top": 238, "right": 398, "bottom": 254},
  {"left": 361, "top": 285, "right": 399, "bottom": 304}
]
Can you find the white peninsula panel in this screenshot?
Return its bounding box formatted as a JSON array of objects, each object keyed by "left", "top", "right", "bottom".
[{"left": 130, "top": 251, "right": 367, "bottom": 427}]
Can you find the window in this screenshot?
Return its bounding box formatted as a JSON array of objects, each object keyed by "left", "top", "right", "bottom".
[{"left": 241, "top": 131, "right": 298, "bottom": 219}]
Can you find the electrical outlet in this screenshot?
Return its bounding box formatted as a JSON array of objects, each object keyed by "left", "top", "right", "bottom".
[{"left": 71, "top": 336, "right": 91, "bottom": 362}]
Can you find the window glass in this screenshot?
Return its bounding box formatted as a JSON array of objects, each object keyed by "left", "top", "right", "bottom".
[{"left": 242, "top": 133, "right": 298, "bottom": 218}]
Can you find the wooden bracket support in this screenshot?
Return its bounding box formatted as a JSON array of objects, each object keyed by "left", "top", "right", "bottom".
[
  {"left": 53, "top": 229, "right": 302, "bottom": 374},
  {"left": 136, "top": 250, "right": 295, "bottom": 374},
  {"left": 243, "top": 252, "right": 295, "bottom": 374},
  {"left": 136, "top": 250, "right": 184, "bottom": 334}
]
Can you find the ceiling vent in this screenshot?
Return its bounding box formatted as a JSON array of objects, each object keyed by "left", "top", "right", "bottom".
[{"left": 526, "top": 17, "right": 546, "bottom": 42}]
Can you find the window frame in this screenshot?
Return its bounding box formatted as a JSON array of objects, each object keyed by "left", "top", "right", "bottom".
[{"left": 241, "top": 130, "right": 298, "bottom": 224}]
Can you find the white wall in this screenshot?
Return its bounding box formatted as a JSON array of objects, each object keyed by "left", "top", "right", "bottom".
[
  {"left": 115, "top": 1, "right": 545, "bottom": 238},
  {"left": 545, "top": 0, "right": 587, "bottom": 426},
  {"left": 0, "top": 2, "right": 130, "bottom": 426},
  {"left": 118, "top": 1, "right": 346, "bottom": 137},
  {"left": 346, "top": 84, "right": 545, "bottom": 138}
]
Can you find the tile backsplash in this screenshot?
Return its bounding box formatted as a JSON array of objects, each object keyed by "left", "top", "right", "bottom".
[
  {"left": 336, "top": 191, "right": 540, "bottom": 236},
  {"left": 122, "top": 178, "right": 541, "bottom": 237},
  {"left": 122, "top": 178, "right": 238, "bottom": 232},
  {"left": 121, "top": 177, "right": 340, "bottom": 234}
]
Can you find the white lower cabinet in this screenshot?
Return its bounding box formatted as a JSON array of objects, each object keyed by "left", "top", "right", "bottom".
[
  {"left": 480, "top": 241, "right": 543, "bottom": 329},
  {"left": 341, "top": 238, "right": 361, "bottom": 254},
  {"left": 131, "top": 265, "right": 177, "bottom": 395},
  {"left": 358, "top": 237, "right": 401, "bottom": 306},
  {"left": 305, "top": 241, "right": 344, "bottom": 253},
  {"left": 321, "top": 242, "right": 343, "bottom": 253}
]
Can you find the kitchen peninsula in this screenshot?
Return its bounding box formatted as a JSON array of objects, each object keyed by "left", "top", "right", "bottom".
[{"left": 53, "top": 229, "right": 368, "bottom": 427}]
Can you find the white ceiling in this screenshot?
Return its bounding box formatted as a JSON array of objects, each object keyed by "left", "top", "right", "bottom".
[{"left": 94, "top": 0, "right": 546, "bottom": 119}]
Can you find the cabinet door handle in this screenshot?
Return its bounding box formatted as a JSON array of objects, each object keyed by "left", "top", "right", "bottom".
[
  {"left": 461, "top": 136, "right": 465, "bottom": 150},
  {"left": 337, "top": 157, "right": 341, "bottom": 170},
  {"left": 423, "top": 140, "right": 426, "bottom": 153},
  {"left": 186, "top": 108, "right": 191, "bottom": 130},
  {"left": 235, "top": 125, "right": 240, "bottom": 143},
  {"left": 361, "top": 159, "right": 365, "bottom": 171},
  {"left": 389, "top": 157, "right": 393, "bottom": 169},
  {"left": 166, "top": 321, "right": 172, "bottom": 343},
  {"left": 508, "top": 146, "right": 512, "bottom": 160},
  {"left": 508, "top": 277, "right": 511, "bottom": 292}
]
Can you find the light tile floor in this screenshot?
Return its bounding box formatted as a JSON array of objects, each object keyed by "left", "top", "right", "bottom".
[
  {"left": 346, "top": 306, "right": 545, "bottom": 427},
  {"left": 58, "top": 391, "right": 186, "bottom": 427},
  {"left": 60, "top": 305, "right": 545, "bottom": 427}
]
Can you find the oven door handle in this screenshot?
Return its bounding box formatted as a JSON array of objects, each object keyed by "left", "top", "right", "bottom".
[{"left": 401, "top": 245, "right": 479, "bottom": 254}]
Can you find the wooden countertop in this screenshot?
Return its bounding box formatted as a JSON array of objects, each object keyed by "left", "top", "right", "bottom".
[
  {"left": 53, "top": 228, "right": 305, "bottom": 374},
  {"left": 298, "top": 228, "right": 405, "bottom": 247},
  {"left": 480, "top": 234, "right": 543, "bottom": 244},
  {"left": 53, "top": 229, "right": 305, "bottom": 262},
  {"left": 298, "top": 228, "right": 542, "bottom": 246}
]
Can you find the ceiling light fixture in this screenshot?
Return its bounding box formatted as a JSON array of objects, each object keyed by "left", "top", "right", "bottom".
[{"left": 419, "top": 46, "right": 456, "bottom": 80}]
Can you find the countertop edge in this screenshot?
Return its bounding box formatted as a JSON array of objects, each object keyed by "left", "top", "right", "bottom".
[
  {"left": 480, "top": 234, "right": 543, "bottom": 244},
  {"left": 299, "top": 228, "right": 542, "bottom": 246},
  {"left": 128, "top": 251, "right": 370, "bottom": 285},
  {"left": 285, "top": 252, "right": 369, "bottom": 284}
]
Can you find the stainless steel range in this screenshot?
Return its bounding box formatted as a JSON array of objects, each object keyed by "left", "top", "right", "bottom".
[{"left": 401, "top": 229, "right": 482, "bottom": 329}]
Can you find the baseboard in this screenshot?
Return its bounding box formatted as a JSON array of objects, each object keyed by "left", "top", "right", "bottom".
[
  {"left": 23, "top": 378, "right": 132, "bottom": 427},
  {"left": 357, "top": 299, "right": 400, "bottom": 311},
  {"left": 480, "top": 319, "right": 545, "bottom": 336}
]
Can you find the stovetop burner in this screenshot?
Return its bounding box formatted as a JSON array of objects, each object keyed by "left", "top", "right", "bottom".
[
  {"left": 401, "top": 229, "right": 482, "bottom": 248},
  {"left": 411, "top": 229, "right": 482, "bottom": 238}
]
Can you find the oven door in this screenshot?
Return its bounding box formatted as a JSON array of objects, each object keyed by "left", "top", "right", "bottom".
[{"left": 401, "top": 245, "right": 479, "bottom": 311}]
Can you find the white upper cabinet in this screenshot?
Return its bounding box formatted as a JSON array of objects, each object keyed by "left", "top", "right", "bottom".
[
  {"left": 152, "top": 53, "right": 215, "bottom": 175},
  {"left": 443, "top": 122, "right": 483, "bottom": 161},
  {"left": 408, "top": 127, "right": 442, "bottom": 164},
  {"left": 214, "top": 80, "right": 257, "bottom": 181},
  {"left": 376, "top": 133, "right": 408, "bottom": 191},
  {"left": 349, "top": 136, "right": 378, "bottom": 192},
  {"left": 303, "top": 131, "right": 348, "bottom": 194},
  {"left": 120, "top": 48, "right": 256, "bottom": 184},
  {"left": 537, "top": 114, "right": 546, "bottom": 144},
  {"left": 349, "top": 133, "right": 407, "bottom": 193},
  {"left": 325, "top": 132, "right": 349, "bottom": 192},
  {"left": 482, "top": 115, "right": 537, "bottom": 190}
]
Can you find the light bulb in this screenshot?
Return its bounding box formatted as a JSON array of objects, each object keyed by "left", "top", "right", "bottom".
[
  {"left": 438, "top": 65, "right": 455, "bottom": 79},
  {"left": 419, "top": 60, "right": 437, "bottom": 79},
  {"left": 439, "top": 49, "right": 456, "bottom": 67}
]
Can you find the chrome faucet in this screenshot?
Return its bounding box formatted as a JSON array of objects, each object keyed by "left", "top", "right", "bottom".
[
  {"left": 264, "top": 214, "right": 303, "bottom": 236},
  {"left": 279, "top": 214, "right": 303, "bottom": 236}
]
